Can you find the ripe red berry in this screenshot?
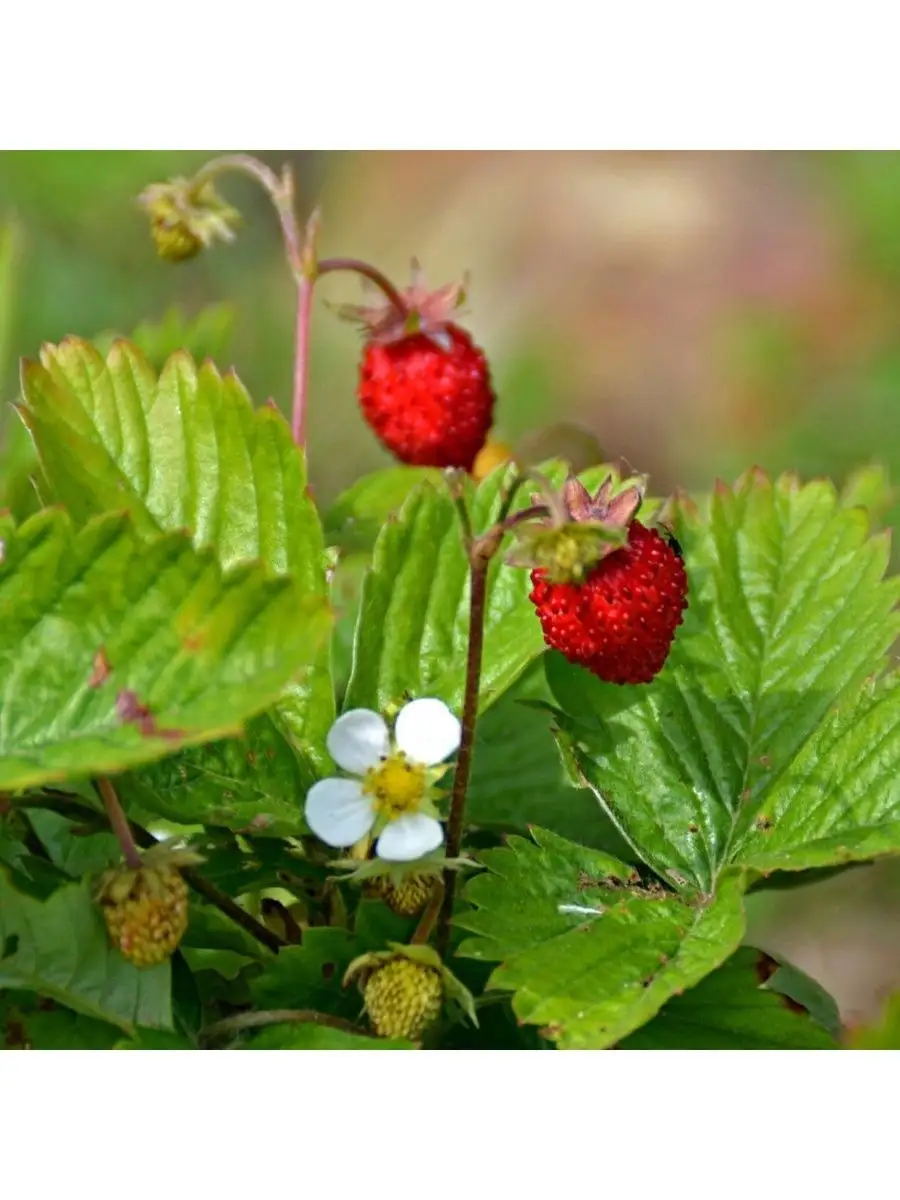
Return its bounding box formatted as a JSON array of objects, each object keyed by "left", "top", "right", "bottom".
[
  {"left": 529, "top": 520, "right": 688, "bottom": 684},
  {"left": 358, "top": 324, "right": 494, "bottom": 470}
]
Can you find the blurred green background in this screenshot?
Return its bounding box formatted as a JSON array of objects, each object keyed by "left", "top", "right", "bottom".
[{"left": 2, "top": 149, "right": 900, "bottom": 1026}]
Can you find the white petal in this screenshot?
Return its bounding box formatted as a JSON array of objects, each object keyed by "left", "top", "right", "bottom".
[
  {"left": 376, "top": 813, "right": 444, "bottom": 862},
  {"left": 305, "top": 778, "right": 374, "bottom": 848},
  {"left": 394, "top": 698, "right": 461, "bottom": 766},
  {"left": 327, "top": 709, "right": 390, "bottom": 774}
]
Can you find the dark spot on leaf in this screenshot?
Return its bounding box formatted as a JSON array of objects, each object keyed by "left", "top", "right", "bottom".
[
  {"left": 755, "top": 815, "right": 774, "bottom": 832},
  {"left": 246, "top": 750, "right": 258, "bottom": 767},
  {"left": 116, "top": 689, "right": 157, "bottom": 735},
  {"left": 755, "top": 952, "right": 778, "bottom": 985},
  {"left": 321, "top": 962, "right": 335, "bottom": 981},
  {"left": 182, "top": 632, "right": 204, "bottom": 652},
  {"left": 1, "top": 934, "right": 19, "bottom": 960},
  {"left": 687, "top": 823, "right": 699, "bottom": 834},
  {"left": 265, "top": 747, "right": 276, "bottom": 760},
  {"left": 758, "top": 754, "right": 772, "bottom": 769},
  {"left": 740, "top": 788, "right": 752, "bottom": 804},
  {"left": 641, "top": 976, "right": 655, "bottom": 989},
  {"left": 755, "top": 951, "right": 810, "bottom": 1016},
  {"left": 116, "top": 689, "right": 183, "bottom": 740},
  {"left": 540, "top": 1023, "right": 564, "bottom": 1040},
  {"left": 88, "top": 647, "right": 111, "bottom": 687}
]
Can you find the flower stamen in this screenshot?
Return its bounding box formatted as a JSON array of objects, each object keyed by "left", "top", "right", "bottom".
[{"left": 363, "top": 753, "right": 427, "bottom": 820}]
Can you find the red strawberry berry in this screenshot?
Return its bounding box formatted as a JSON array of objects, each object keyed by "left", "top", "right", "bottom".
[
  {"left": 340, "top": 262, "right": 495, "bottom": 471},
  {"left": 359, "top": 325, "right": 494, "bottom": 470},
  {"left": 529, "top": 519, "right": 688, "bottom": 685}
]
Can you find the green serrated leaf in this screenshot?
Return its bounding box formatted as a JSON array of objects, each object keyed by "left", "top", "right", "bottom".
[
  {"left": 94, "top": 304, "right": 236, "bottom": 372},
  {"left": 0, "top": 993, "right": 121, "bottom": 1049},
  {"left": 549, "top": 470, "right": 900, "bottom": 893},
  {"left": 455, "top": 827, "right": 746, "bottom": 1048},
  {"left": 183, "top": 901, "right": 270, "bottom": 960},
  {"left": 25, "top": 809, "right": 120, "bottom": 877},
  {"left": 20, "top": 336, "right": 335, "bottom": 776},
  {"left": 249, "top": 927, "right": 362, "bottom": 1019},
  {"left": 240, "top": 1022, "right": 414, "bottom": 1050},
  {"left": 618, "top": 946, "right": 838, "bottom": 1048},
  {"left": 466, "top": 659, "right": 634, "bottom": 856},
  {"left": 0, "top": 510, "right": 331, "bottom": 790},
  {"left": 344, "top": 461, "right": 620, "bottom": 717},
  {"left": 0, "top": 871, "right": 172, "bottom": 1032},
  {"left": 121, "top": 711, "right": 311, "bottom": 838},
  {"left": 324, "top": 466, "right": 442, "bottom": 553}
]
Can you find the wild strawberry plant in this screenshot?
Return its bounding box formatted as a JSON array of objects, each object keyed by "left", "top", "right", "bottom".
[{"left": 1, "top": 153, "right": 898, "bottom": 1050}]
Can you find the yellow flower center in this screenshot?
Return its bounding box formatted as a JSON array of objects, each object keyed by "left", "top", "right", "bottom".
[{"left": 363, "top": 753, "right": 427, "bottom": 820}]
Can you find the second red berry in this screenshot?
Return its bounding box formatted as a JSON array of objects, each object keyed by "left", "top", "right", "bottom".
[{"left": 529, "top": 520, "right": 688, "bottom": 685}]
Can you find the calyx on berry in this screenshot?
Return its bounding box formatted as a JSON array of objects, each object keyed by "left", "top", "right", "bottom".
[
  {"left": 508, "top": 471, "right": 647, "bottom": 585},
  {"left": 338, "top": 259, "right": 468, "bottom": 352},
  {"left": 344, "top": 942, "right": 477, "bottom": 1043},
  {"left": 138, "top": 177, "right": 242, "bottom": 263}
]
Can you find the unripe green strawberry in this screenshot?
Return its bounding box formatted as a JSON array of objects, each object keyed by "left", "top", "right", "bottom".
[
  {"left": 151, "top": 219, "right": 203, "bottom": 262},
  {"left": 364, "top": 872, "right": 432, "bottom": 916},
  {"left": 363, "top": 956, "right": 444, "bottom": 1041},
  {"left": 96, "top": 861, "right": 189, "bottom": 968}
]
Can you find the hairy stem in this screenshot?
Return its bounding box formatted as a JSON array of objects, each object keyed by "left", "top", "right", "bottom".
[
  {"left": 200, "top": 1008, "right": 361, "bottom": 1045},
  {"left": 195, "top": 154, "right": 311, "bottom": 446},
  {"left": 436, "top": 533, "right": 498, "bottom": 957},
  {"left": 96, "top": 778, "right": 142, "bottom": 870},
  {"left": 292, "top": 273, "right": 314, "bottom": 446},
  {"left": 317, "top": 257, "right": 409, "bottom": 315},
  {"left": 195, "top": 154, "right": 302, "bottom": 273}
]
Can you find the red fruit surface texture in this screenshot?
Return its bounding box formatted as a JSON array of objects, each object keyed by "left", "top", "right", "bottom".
[
  {"left": 358, "top": 324, "right": 495, "bottom": 470},
  {"left": 529, "top": 521, "right": 688, "bottom": 685}
]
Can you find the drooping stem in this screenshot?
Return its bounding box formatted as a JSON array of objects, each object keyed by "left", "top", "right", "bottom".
[
  {"left": 194, "top": 154, "right": 310, "bottom": 446},
  {"left": 194, "top": 154, "right": 303, "bottom": 274},
  {"left": 200, "top": 1008, "right": 362, "bottom": 1046},
  {"left": 96, "top": 778, "right": 142, "bottom": 870},
  {"left": 436, "top": 530, "right": 500, "bottom": 957},
  {"left": 317, "top": 257, "right": 409, "bottom": 315}
]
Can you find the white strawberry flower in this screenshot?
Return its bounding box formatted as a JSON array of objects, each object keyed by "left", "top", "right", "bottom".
[{"left": 305, "top": 698, "right": 461, "bottom": 862}]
